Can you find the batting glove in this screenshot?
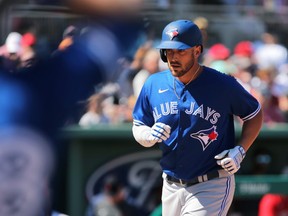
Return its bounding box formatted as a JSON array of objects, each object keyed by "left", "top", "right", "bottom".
[
  {"left": 148, "top": 122, "right": 171, "bottom": 144},
  {"left": 214, "top": 146, "right": 246, "bottom": 174},
  {"left": 132, "top": 122, "right": 171, "bottom": 147}
]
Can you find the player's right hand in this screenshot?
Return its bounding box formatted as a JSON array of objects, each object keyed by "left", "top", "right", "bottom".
[{"left": 147, "top": 122, "right": 171, "bottom": 145}]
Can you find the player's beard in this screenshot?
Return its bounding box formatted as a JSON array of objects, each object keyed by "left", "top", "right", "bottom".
[{"left": 168, "top": 56, "right": 195, "bottom": 78}]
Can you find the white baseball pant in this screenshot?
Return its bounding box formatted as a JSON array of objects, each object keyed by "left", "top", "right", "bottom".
[{"left": 161, "top": 173, "right": 235, "bottom": 216}]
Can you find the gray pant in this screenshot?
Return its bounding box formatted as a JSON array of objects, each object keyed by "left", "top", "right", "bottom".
[{"left": 161, "top": 173, "right": 235, "bottom": 216}]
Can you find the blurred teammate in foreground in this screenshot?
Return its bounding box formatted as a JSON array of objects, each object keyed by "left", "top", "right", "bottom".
[{"left": 0, "top": 0, "right": 146, "bottom": 215}]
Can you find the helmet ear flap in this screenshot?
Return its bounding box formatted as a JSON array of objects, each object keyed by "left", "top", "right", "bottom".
[{"left": 160, "top": 49, "right": 167, "bottom": 62}]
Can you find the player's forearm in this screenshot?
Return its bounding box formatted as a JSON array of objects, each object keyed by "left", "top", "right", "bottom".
[
  {"left": 132, "top": 124, "right": 156, "bottom": 147},
  {"left": 238, "top": 108, "right": 263, "bottom": 152}
]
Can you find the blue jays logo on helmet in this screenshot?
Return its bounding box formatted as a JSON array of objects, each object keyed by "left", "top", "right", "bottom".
[
  {"left": 166, "top": 28, "right": 179, "bottom": 40},
  {"left": 157, "top": 19, "right": 203, "bottom": 50},
  {"left": 190, "top": 126, "right": 218, "bottom": 151}
]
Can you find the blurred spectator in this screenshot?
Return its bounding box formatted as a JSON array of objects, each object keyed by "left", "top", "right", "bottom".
[
  {"left": 262, "top": 94, "right": 287, "bottom": 124},
  {"left": 253, "top": 32, "right": 288, "bottom": 70},
  {"left": 20, "top": 32, "right": 37, "bottom": 69},
  {"left": 6, "top": 32, "right": 22, "bottom": 54},
  {"left": 88, "top": 174, "right": 138, "bottom": 216},
  {"left": 116, "top": 59, "right": 137, "bottom": 100},
  {"left": 251, "top": 67, "right": 274, "bottom": 97},
  {"left": 0, "top": 32, "right": 23, "bottom": 73},
  {"left": 250, "top": 67, "right": 287, "bottom": 124},
  {"left": 204, "top": 43, "right": 238, "bottom": 75},
  {"left": 250, "top": 148, "right": 273, "bottom": 175},
  {"left": 193, "top": 16, "right": 209, "bottom": 49},
  {"left": 102, "top": 94, "right": 123, "bottom": 124},
  {"left": 122, "top": 95, "right": 137, "bottom": 123},
  {"left": 57, "top": 25, "right": 78, "bottom": 51},
  {"left": 193, "top": 16, "right": 209, "bottom": 63},
  {"left": 79, "top": 93, "right": 110, "bottom": 127},
  {"left": 234, "top": 69, "right": 254, "bottom": 93},
  {"left": 234, "top": 40, "right": 254, "bottom": 58},
  {"left": 115, "top": 56, "right": 133, "bottom": 99},
  {"left": 258, "top": 193, "right": 288, "bottom": 216},
  {"left": 208, "top": 43, "right": 230, "bottom": 61},
  {"left": 230, "top": 40, "right": 257, "bottom": 76},
  {"left": 95, "top": 82, "right": 127, "bottom": 124},
  {"left": 21, "top": 32, "right": 37, "bottom": 48},
  {"left": 272, "top": 64, "right": 288, "bottom": 116},
  {"left": 0, "top": 32, "right": 39, "bottom": 72},
  {"left": 117, "top": 41, "right": 153, "bottom": 100},
  {"left": 273, "top": 65, "right": 288, "bottom": 97},
  {"left": 132, "top": 48, "right": 160, "bottom": 98},
  {"left": 229, "top": 40, "right": 265, "bottom": 103}
]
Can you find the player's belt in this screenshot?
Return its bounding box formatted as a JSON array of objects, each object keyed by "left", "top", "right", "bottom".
[{"left": 165, "top": 169, "right": 230, "bottom": 187}]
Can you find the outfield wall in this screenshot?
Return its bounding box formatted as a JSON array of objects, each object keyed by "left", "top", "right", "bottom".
[{"left": 60, "top": 123, "right": 288, "bottom": 216}]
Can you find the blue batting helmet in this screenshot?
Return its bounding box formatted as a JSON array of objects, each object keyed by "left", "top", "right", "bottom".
[
  {"left": 157, "top": 19, "right": 203, "bottom": 50},
  {"left": 157, "top": 20, "right": 203, "bottom": 62}
]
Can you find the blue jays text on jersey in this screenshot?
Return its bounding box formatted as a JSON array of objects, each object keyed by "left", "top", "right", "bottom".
[
  {"left": 153, "top": 101, "right": 221, "bottom": 124},
  {"left": 133, "top": 66, "right": 261, "bottom": 180}
]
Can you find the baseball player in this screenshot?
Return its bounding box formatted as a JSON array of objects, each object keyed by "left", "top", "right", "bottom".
[{"left": 132, "top": 20, "right": 263, "bottom": 216}]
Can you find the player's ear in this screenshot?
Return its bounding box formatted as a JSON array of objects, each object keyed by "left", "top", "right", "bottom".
[{"left": 194, "top": 45, "right": 202, "bottom": 57}]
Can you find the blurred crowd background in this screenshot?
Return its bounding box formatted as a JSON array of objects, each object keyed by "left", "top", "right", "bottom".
[
  {"left": 2, "top": 0, "right": 288, "bottom": 127},
  {"left": 0, "top": 0, "right": 288, "bottom": 216}
]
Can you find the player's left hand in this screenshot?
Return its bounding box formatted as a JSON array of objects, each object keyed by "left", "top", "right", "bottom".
[
  {"left": 214, "top": 146, "right": 246, "bottom": 174},
  {"left": 150, "top": 122, "right": 171, "bottom": 143}
]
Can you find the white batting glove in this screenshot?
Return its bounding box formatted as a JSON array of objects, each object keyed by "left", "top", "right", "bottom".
[
  {"left": 214, "top": 146, "right": 246, "bottom": 174},
  {"left": 147, "top": 122, "right": 171, "bottom": 144},
  {"left": 132, "top": 122, "right": 171, "bottom": 147}
]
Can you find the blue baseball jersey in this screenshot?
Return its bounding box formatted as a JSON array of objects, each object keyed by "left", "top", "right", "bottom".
[{"left": 133, "top": 66, "right": 261, "bottom": 180}]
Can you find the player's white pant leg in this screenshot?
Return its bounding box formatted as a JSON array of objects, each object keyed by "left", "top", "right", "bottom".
[
  {"left": 161, "top": 173, "right": 184, "bottom": 216},
  {"left": 161, "top": 173, "right": 235, "bottom": 216},
  {"left": 183, "top": 175, "right": 235, "bottom": 216}
]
